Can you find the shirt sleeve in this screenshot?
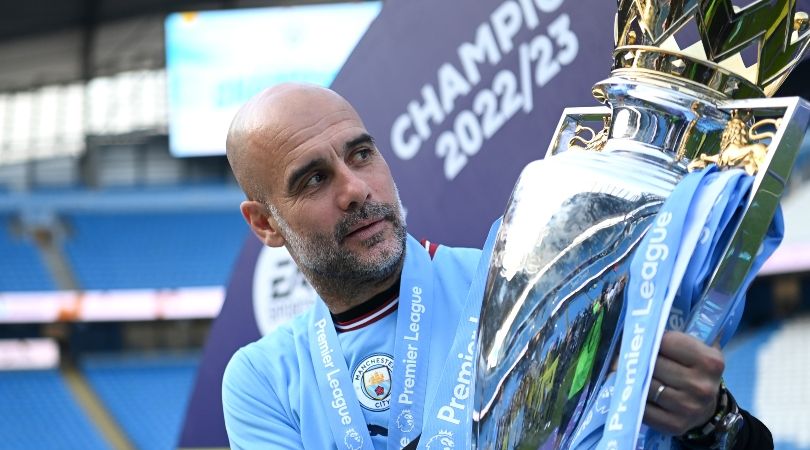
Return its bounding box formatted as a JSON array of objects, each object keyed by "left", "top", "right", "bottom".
[{"left": 222, "top": 348, "right": 305, "bottom": 450}]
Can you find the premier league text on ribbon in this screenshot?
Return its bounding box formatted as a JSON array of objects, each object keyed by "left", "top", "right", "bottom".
[
  {"left": 399, "top": 285, "right": 425, "bottom": 406},
  {"left": 437, "top": 316, "right": 478, "bottom": 425},
  {"left": 607, "top": 211, "right": 672, "bottom": 435},
  {"left": 315, "top": 318, "right": 352, "bottom": 426},
  {"left": 389, "top": 0, "right": 579, "bottom": 180}
]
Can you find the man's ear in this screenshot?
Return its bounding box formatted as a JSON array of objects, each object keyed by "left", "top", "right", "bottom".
[{"left": 240, "top": 200, "right": 285, "bottom": 247}]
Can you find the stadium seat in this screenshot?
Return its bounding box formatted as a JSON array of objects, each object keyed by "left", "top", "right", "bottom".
[
  {"left": 82, "top": 353, "right": 200, "bottom": 450},
  {"left": 0, "top": 213, "right": 56, "bottom": 291},
  {"left": 0, "top": 369, "right": 111, "bottom": 449},
  {"left": 63, "top": 211, "right": 247, "bottom": 289}
]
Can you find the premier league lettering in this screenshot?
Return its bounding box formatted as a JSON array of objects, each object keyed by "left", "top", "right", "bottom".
[
  {"left": 390, "top": 0, "right": 578, "bottom": 180},
  {"left": 634, "top": 213, "right": 672, "bottom": 318},
  {"left": 606, "top": 212, "right": 672, "bottom": 433},
  {"left": 399, "top": 286, "right": 424, "bottom": 405},
  {"left": 404, "top": 286, "right": 425, "bottom": 341},
  {"left": 316, "top": 318, "right": 336, "bottom": 369},
  {"left": 437, "top": 316, "right": 478, "bottom": 425},
  {"left": 387, "top": 243, "right": 438, "bottom": 449},
  {"left": 315, "top": 318, "right": 352, "bottom": 426}
]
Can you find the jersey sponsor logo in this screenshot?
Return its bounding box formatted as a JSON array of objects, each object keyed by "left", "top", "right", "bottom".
[{"left": 352, "top": 353, "right": 394, "bottom": 411}]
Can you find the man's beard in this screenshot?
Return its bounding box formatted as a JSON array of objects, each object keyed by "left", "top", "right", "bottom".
[{"left": 269, "top": 199, "right": 407, "bottom": 293}]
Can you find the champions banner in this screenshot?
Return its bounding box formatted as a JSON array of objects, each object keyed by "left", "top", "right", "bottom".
[{"left": 178, "top": 0, "right": 614, "bottom": 446}]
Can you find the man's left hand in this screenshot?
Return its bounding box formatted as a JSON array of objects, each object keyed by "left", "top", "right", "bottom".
[{"left": 642, "top": 331, "right": 725, "bottom": 435}]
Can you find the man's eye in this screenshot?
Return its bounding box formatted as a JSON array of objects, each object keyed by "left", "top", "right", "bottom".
[
  {"left": 305, "top": 173, "right": 325, "bottom": 187},
  {"left": 354, "top": 148, "right": 373, "bottom": 161}
]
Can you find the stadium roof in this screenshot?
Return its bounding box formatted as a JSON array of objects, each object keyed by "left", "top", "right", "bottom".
[
  {"left": 0, "top": 0, "right": 275, "bottom": 42},
  {"left": 0, "top": 0, "right": 807, "bottom": 99}
]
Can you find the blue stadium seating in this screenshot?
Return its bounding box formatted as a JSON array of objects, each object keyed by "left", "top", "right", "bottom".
[
  {"left": 0, "top": 213, "right": 56, "bottom": 291},
  {"left": 724, "top": 320, "right": 810, "bottom": 450},
  {"left": 82, "top": 353, "right": 200, "bottom": 450},
  {"left": 63, "top": 211, "right": 247, "bottom": 289},
  {"left": 0, "top": 369, "right": 111, "bottom": 449}
]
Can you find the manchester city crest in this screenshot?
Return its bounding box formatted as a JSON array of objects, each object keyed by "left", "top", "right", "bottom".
[{"left": 352, "top": 353, "right": 394, "bottom": 412}]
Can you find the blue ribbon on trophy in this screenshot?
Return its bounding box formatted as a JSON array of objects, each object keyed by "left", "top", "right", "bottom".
[{"left": 564, "top": 166, "right": 783, "bottom": 450}]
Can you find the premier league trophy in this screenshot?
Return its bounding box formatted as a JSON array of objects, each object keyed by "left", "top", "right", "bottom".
[{"left": 473, "top": 0, "right": 810, "bottom": 448}]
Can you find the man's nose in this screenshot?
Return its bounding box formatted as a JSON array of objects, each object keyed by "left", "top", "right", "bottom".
[{"left": 335, "top": 166, "right": 370, "bottom": 211}]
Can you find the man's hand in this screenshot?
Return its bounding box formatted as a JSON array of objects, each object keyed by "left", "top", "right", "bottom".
[{"left": 643, "top": 331, "right": 724, "bottom": 435}]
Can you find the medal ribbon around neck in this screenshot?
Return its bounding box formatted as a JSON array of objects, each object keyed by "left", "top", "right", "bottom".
[
  {"left": 389, "top": 235, "right": 435, "bottom": 449},
  {"left": 419, "top": 218, "right": 502, "bottom": 450},
  {"left": 310, "top": 235, "right": 435, "bottom": 450}
]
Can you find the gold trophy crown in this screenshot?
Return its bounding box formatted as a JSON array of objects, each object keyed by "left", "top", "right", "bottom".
[{"left": 614, "top": 0, "right": 810, "bottom": 98}]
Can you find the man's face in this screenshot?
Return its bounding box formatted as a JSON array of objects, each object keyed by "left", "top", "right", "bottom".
[
  {"left": 268, "top": 195, "right": 406, "bottom": 283},
  {"left": 252, "top": 92, "right": 406, "bottom": 284}
]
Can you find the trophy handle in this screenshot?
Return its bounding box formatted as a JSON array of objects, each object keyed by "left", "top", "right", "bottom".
[
  {"left": 546, "top": 106, "right": 612, "bottom": 156},
  {"left": 685, "top": 96, "right": 810, "bottom": 344}
]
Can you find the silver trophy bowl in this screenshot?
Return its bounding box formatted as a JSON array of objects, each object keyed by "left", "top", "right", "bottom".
[{"left": 472, "top": 60, "right": 810, "bottom": 450}]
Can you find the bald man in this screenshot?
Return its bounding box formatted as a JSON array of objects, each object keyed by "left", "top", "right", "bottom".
[
  {"left": 221, "top": 84, "right": 771, "bottom": 450},
  {"left": 227, "top": 83, "right": 407, "bottom": 313}
]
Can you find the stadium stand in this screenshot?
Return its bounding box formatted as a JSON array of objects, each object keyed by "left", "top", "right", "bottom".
[
  {"left": 724, "top": 315, "right": 810, "bottom": 450},
  {"left": 82, "top": 353, "right": 200, "bottom": 450},
  {"left": 0, "top": 369, "right": 111, "bottom": 449},
  {"left": 63, "top": 210, "right": 247, "bottom": 289},
  {"left": 0, "top": 213, "right": 56, "bottom": 291}
]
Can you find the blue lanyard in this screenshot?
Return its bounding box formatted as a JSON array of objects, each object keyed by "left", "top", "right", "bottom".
[
  {"left": 310, "top": 298, "right": 376, "bottom": 450},
  {"left": 596, "top": 166, "right": 741, "bottom": 449},
  {"left": 710, "top": 205, "right": 782, "bottom": 348},
  {"left": 567, "top": 166, "right": 780, "bottom": 449},
  {"left": 388, "top": 235, "right": 435, "bottom": 449},
  {"left": 418, "top": 218, "right": 502, "bottom": 450},
  {"left": 636, "top": 169, "right": 753, "bottom": 450},
  {"left": 309, "top": 235, "right": 435, "bottom": 450},
  {"left": 671, "top": 173, "right": 753, "bottom": 332}
]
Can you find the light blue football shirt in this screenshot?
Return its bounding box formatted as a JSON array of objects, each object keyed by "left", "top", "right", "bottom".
[{"left": 223, "top": 240, "right": 481, "bottom": 449}]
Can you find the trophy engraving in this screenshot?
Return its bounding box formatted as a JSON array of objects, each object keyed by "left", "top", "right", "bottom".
[{"left": 473, "top": 0, "right": 810, "bottom": 448}]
